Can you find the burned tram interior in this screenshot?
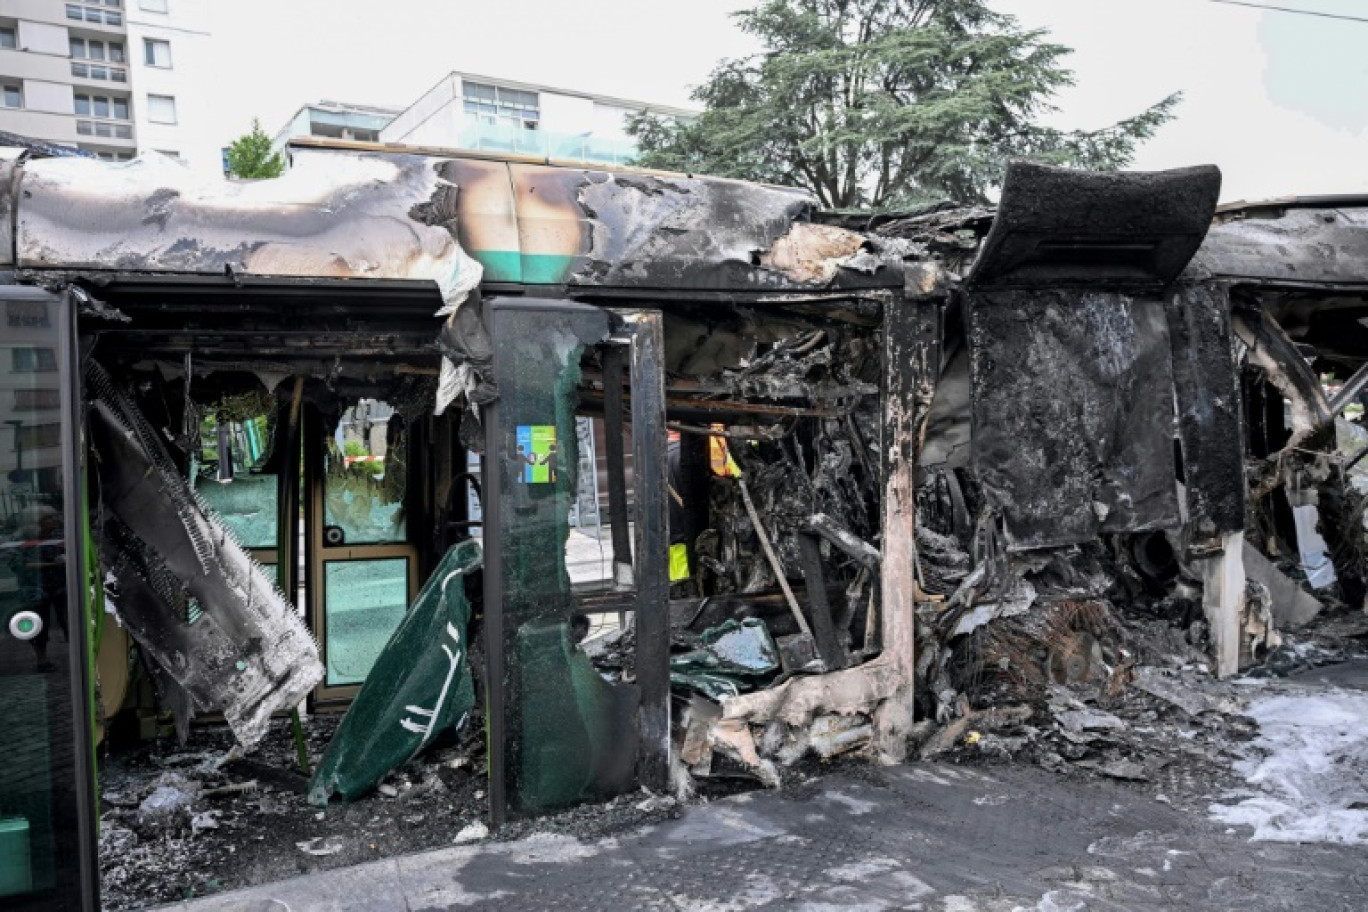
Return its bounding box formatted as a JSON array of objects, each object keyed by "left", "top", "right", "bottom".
[
  {"left": 6, "top": 136, "right": 1368, "bottom": 910},
  {"left": 79, "top": 258, "right": 897, "bottom": 817}
]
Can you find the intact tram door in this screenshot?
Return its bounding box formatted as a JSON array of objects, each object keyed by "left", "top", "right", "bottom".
[{"left": 0, "top": 288, "right": 98, "bottom": 912}]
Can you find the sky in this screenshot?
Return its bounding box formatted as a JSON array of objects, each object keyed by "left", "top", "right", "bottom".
[{"left": 211, "top": 0, "right": 1368, "bottom": 204}]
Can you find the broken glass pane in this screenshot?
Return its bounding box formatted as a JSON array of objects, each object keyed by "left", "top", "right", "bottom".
[
  {"left": 323, "top": 399, "right": 405, "bottom": 546},
  {"left": 192, "top": 412, "right": 278, "bottom": 550}
]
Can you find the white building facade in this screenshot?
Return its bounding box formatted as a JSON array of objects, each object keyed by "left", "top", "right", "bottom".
[
  {"left": 380, "top": 72, "right": 694, "bottom": 167},
  {"left": 271, "top": 100, "right": 403, "bottom": 157},
  {"left": 0, "top": 0, "right": 218, "bottom": 177}
]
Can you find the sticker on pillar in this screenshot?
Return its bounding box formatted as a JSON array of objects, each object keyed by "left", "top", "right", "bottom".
[{"left": 516, "top": 425, "right": 558, "bottom": 484}]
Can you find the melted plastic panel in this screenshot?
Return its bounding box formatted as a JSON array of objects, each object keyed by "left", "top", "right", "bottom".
[
  {"left": 969, "top": 290, "right": 1181, "bottom": 549},
  {"left": 308, "top": 540, "right": 480, "bottom": 805},
  {"left": 487, "top": 301, "right": 639, "bottom": 812}
]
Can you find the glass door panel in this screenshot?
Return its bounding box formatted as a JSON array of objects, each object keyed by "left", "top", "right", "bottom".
[
  {"left": 322, "top": 557, "right": 410, "bottom": 686},
  {"left": 308, "top": 400, "right": 416, "bottom": 706},
  {"left": 0, "top": 288, "right": 96, "bottom": 911}
]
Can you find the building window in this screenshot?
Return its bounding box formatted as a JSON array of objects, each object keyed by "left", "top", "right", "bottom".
[
  {"left": 155, "top": 149, "right": 181, "bottom": 160},
  {"left": 13, "top": 388, "right": 61, "bottom": 412},
  {"left": 143, "top": 38, "right": 171, "bottom": 68},
  {"left": 71, "top": 38, "right": 125, "bottom": 63},
  {"left": 85, "top": 150, "right": 133, "bottom": 162},
  {"left": 462, "top": 81, "right": 540, "bottom": 130},
  {"left": 76, "top": 120, "right": 133, "bottom": 139},
  {"left": 70, "top": 38, "right": 127, "bottom": 80},
  {"left": 16, "top": 423, "right": 62, "bottom": 450},
  {"left": 66, "top": 3, "right": 122, "bottom": 25},
  {"left": 12, "top": 347, "right": 57, "bottom": 372},
  {"left": 140, "top": 0, "right": 169, "bottom": 10},
  {"left": 0, "top": 27, "right": 15, "bottom": 49},
  {"left": 146, "top": 93, "right": 175, "bottom": 123},
  {"left": 71, "top": 61, "right": 127, "bottom": 81},
  {"left": 75, "top": 94, "right": 129, "bottom": 120},
  {"left": 6, "top": 301, "right": 50, "bottom": 330},
  {"left": 2, "top": 84, "right": 20, "bottom": 109}
]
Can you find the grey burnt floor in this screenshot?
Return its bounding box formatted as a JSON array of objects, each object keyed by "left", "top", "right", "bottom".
[{"left": 166, "top": 753, "right": 1368, "bottom": 912}]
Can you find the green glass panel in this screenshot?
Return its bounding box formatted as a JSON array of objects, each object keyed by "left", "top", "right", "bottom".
[
  {"left": 489, "top": 301, "right": 639, "bottom": 812},
  {"left": 0, "top": 678, "right": 50, "bottom": 896},
  {"left": 193, "top": 472, "right": 278, "bottom": 549},
  {"left": 0, "top": 816, "right": 32, "bottom": 898},
  {"left": 192, "top": 413, "right": 278, "bottom": 549},
  {"left": 1, "top": 291, "right": 89, "bottom": 907},
  {"left": 324, "top": 558, "right": 408, "bottom": 686}
]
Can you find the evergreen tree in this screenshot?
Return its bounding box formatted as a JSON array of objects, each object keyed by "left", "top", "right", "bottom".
[
  {"left": 630, "top": 0, "right": 1179, "bottom": 209},
  {"left": 225, "top": 118, "right": 285, "bottom": 179}
]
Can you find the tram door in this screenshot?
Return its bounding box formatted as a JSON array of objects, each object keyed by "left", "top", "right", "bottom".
[{"left": 0, "top": 288, "right": 98, "bottom": 912}]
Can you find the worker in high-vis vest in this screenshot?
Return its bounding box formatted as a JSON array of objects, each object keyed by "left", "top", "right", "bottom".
[
  {"left": 668, "top": 435, "right": 689, "bottom": 582},
  {"left": 667, "top": 429, "right": 740, "bottom": 583}
]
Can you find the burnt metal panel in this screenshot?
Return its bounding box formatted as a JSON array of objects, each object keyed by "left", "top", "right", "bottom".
[
  {"left": 482, "top": 297, "right": 639, "bottom": 824},
  {"left": 1190, "top": 205, "right": 1368, "bottom": 287},
  {"left": 629, "top": 311, "right": 671, "bottom": 792},
  {"left": 969, "top": 162, "right": 1222, "bottom": 289},
  {"left": 969, "top": 289, "right": 1181, "bottom": 549},
  {"left": 508, "top": 164, "right": 898, "bottom": 291},
  {"left": 87, "top": 362, "right": 324, "bottom": 746},
  {"left": 1166, "top": 284, "right": 1246, "bottom": 549},
  {"left": 16, "top": 149, "right": 481, "bottom": 283}
]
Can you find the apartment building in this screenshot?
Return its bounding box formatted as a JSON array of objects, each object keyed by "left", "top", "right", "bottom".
[
  {"left": 0, "top": 0, "right": 217, "bottom": 177},
  {"left": 271, "top": 99, "right": 404, "bottom": 157},
  {"left": 377, "top": 72, "right": 695, "bottom": 167}
]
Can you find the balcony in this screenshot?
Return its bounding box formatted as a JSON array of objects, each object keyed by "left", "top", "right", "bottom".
[
  {"left": 70, "top": 60, "right": 128, "bottom": 84},
  {"left": 75, "top": 119, "right": 134, "bottom": 145},
  {"left": 456, "top": 115, "right": 639, "bottom": 167},
  {"left": 63, "top": 3, "right": 125, "bottom": 31}
]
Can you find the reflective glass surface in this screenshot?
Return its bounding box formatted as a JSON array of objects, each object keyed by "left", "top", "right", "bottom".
[
  {"left": 323, "top": 558, "right": 409, "bottom": 686},
  {"left": 192, "top": 412, "right": 278, "bottom": 550},
  {"left": 323, "top": 400, "right": 405, "bottom": 546},
  {"left": 0, "top": 290, "right": 91, "bottom": 911}
]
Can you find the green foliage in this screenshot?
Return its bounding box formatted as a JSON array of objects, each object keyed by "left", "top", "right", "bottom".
[
  {"left": 629, "top": 0, "right": 1180, "bottom": 209},
  {"left": 343, "top": 440, "right": 369, "bottom": 459},
  {"left": 225, "top": 118, "right": 285, "bottom": 179}
]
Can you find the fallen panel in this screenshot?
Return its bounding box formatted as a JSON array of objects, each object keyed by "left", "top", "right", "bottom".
[
  {"left": 1241, "top": 541, "right": 1323, "bottom": 630},
  {"left": 88, "top": 362, "right": 322, "bottom": 747},
  {"left": 309, "top": 540, "right": 480, "bottom": 805}
]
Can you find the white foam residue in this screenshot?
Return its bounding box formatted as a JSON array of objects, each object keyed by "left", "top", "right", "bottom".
[
  {"left": 1209, "top": 687, "right": 1368, "bottom": 844},
  {"left": 822, "top": 790, "right": 878, "bottom": 815}
]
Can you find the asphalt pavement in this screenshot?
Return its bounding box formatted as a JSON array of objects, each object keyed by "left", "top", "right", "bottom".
[{"left": 169, "top": 752, "right": 1368, "bottom": 911}]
